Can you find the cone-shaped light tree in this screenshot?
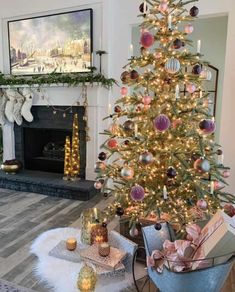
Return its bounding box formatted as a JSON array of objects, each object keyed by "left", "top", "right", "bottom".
[{"left": 95, "top": 0, "right": 234, "bottom": 232}]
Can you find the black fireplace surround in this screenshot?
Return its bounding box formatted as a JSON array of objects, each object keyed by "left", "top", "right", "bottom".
[{"left": 14, "top": 106, "right": 86, "bottom": 179}]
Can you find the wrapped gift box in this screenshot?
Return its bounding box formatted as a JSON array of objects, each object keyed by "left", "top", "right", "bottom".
[{"left": 193, "top": 210, "right": 235, "bottom": 268}]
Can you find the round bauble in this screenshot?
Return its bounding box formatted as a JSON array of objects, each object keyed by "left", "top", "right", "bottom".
[
  {"left": 153, "top": 114, "right": 171, "bottom": 132},
  {"left": 98, "top": 152, "right": 107, "bottom": 161},
  {"left": 139, "top": 2, "right": 148, "bottom": 13},
  {"left": 94, "top": 161, "right": 106, "bottom": 173},
  {"left": 172, "top": 119, "right": 182, "bottom": 129},
  {"left": 222, "top": 170, "right": 231, "bottom": 178},
  {"left": 107, "top": 138, "right": 118, "bottom": 149},
  {"left": 200, "top": 68, "right": 212, "bottom": 81},
  {"left": 192, "top": 64, "right": 202, "bottom": 75},
  {"left": 158, "top": 2, "right": 168, "bottom": 13},
  {"left": 139, "top": 151, "right": 154, "bottom": 165},
  {"left": 194, "top": 158, "right": 210, "bottom": 173},
  {"left": 165, "top": 58, "right": 181, "bottom": 74},
  {"left": 123, "top": 120, "right": 135, "bottom": 132},
  {"left": 121, "top": 166, "right": 134, "bottom": 180},
  {"left": 121, "top": 71, "right": 130, "bottom": 84},
  {"left": 116, "top": 206, "right": 124, "bottom": 216},
  {"left": 140, "top": 31, "right": 155, "bottom": 48},
  {"left": 199, "top": 119, "right": 216, "bottom": 134},
  {"left": 142, "top": 95, "right": 152, "bottom": 105},
  {"left": 217, "top": 149, "right": 223, "bottom": 155},
  {"left": 124, "top": 140, "right": 130, "bottom": 146},
  {"left": 167, "top": 167, "right": 177, "bottom": 178},
  {"left": 164, "top": 78, "right": 172, "bottom": 85},
  {"left": 114, "top": 105, "right": 122, "bottom": 113},
  {"left": 185, "top": 24, "right": 194, "bottom": 34},
  {"left": 120, "top": 87, "right": 128, "bottom": 96},
  {"left": 214, "top": 181, "right": 223, "bottom": 190},
  {"left": 196, "top": 199, "right": 208, "bottom": 210},
  {"left": 129, "top": 225, "right": 139, "bottom": 237},
  {"left": 130, "top": 70, "right": 139, "bottom": 80},
  {"left": 154, "top": 51, "right": 162, "bottom": 59},
  {"left": 130, "top": 185, "right": 145, "bottom": 201},
  {"left": 77, "top": 264, "right": 97, "bottom": 292},
  {"left": 173, "top": 39, "right": 182, "bottom": 49},
  {"left": 186, "top": 83, "right": 196, "bottom": 94},
  {"left": 94, "top": 181, "right": 103, "bottom": 190},
  {"left": 190, "top": 6, "right": 199, "bottom": 17},
  {"left": 154, "top": 223, "right": 162, "bottom": 231}
]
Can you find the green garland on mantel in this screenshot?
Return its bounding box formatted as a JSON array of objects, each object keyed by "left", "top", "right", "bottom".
[{"left": 0, "top": 71, "right": 117, "bottom": 89}]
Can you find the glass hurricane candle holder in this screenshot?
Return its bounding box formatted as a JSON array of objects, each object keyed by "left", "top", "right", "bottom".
[{"left": 91, "top": 224, "right": 108, "bottom": 245}]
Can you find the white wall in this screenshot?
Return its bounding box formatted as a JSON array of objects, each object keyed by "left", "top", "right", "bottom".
[{"left": 0, "top": 0, "right": 235, "bottom": 193}]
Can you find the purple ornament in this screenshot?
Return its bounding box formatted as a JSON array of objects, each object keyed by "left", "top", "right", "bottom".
[
  {"left": 192, "top": 64, "right": 202, "bottom": 75},
  {"left": 199, "top": 119, "right": 216, "bottom": 134},
  {"left": 130, "top": 185, "right": 145, "bottom": 201},
  {"left": 154, "top": 114, "right": 171, "bottom": 132},
  {"left": 140, "top": 31, "right": 155, "bottom": 48}
]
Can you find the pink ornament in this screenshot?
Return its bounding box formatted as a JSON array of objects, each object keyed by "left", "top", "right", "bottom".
[
  {"left": 154, "top": 51, "right": 162, "bottom": 59},
  {"left": 222, "top": 170, "right": 231, "bottom": 178},
  {"left": 130, "top": 185, "right": 145, "bottom": 201},
  {"left": 196, "top": 199, "right": 208, "bottom": 210},
  {"left": 185, "top": 24, "right": 194, "bottom": 34},
  {"left": 158, "top": 2, "right": 168, "bottom": 13},
  {"left": 154, "top": 114, "right": 171, "bottom": 132},
  {"left": 186, "top": 83, "right": 196, "bottom": 94},
  {"left": 172, "top": 119, "right": 182, "bottom": 129},
  {"left": 120, "top": 87, "right": 128, "bottom": 96},
  {"left": 107, "top": 138, "right": 118, "bottom": 149},
  {"left": 214, "top": 181, "right": 223, "bottom": 190},
  {"left": 142, "top": 95, "right": 152, "bottom": 105},
  {"left": 140, "top": 31, "right": 155, "bottom": 48}
]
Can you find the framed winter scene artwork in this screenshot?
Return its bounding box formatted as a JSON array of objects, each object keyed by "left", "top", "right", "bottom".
[{"left": 7, "top": 8, "right": 93, "bottom": 75}]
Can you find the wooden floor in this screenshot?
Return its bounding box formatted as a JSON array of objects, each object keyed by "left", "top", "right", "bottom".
[{"left": 0, "top": 188, "right": 234, "bottom": 292}]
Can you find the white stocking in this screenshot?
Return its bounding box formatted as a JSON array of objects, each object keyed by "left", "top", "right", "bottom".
[
  {"left": 21, "top": 88, "right": 34, "bottom": 122},
  {"left": 5, "top": 89, "right": 16, "bottom": 123},
  {"left": 0, "top": 90, "right": 7, "bottom": 125},
  {"left": 13, "top": 91, "right": 24, "bottom": 126}
]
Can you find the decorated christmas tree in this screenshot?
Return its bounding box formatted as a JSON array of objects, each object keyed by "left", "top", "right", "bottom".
[
  {"left": 95, "top": 0, "right": 234, "bottom": 233},
  {"left": 71, "top": 114, "right": 80, "bottom": 180}
]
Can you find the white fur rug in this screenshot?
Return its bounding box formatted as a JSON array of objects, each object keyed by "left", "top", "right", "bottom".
[{"left": 31, "top": 228, "right": 134, "bottom": 292}]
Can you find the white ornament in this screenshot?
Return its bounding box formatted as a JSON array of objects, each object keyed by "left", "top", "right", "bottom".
[
  {"left": 186, "top": 83, "right": 197, "bottom": 94},
  {"left": 5, "top": 89, "right": 16, "bottom": 123},
  {"left": 13, "top": 91, "right": 24, "bottom": 126},
  {"left": 185, "top": 24, "right": 194, "bottom": 34},
  {"left": 21, "top": 88, "right": 34, "bottom": 122},
  {"left": 165, "top": 58, "right": 181, "bottom": 74},
  {"left": 200, "top": 68, "right": 212, "bottom": 81},
  {"left": 158, "top": 2, "right": 168, "bottom": 13},
  {"left": 0, "top": 90, "right": 8, "bottom": 125}
]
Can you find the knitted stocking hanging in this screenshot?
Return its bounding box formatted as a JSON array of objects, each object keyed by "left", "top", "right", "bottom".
[
  {"left": 21, "top": 88, "right": 33, "bottom": 122},
  {"left": 13, "top": 90, "right": 24, "bottom": 126},
  {"left": 5, "top": 89, "right": 16, "bottom": 123},
  {"left": 0, "top": 89, "right": 8, "bottom": 125}
]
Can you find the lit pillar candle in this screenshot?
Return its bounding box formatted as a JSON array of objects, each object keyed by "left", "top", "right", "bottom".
[
  {"left": 175, "top": 84, "right": 180, "bottom": 99},
  {"left": 134, "top": 123, "right": 138, "bottom": 138},
  {"left": 163, "top": 185, "right": 168, "bottom": 200},
  {"left": 143, "top": 1, "right": 147, "bottom": 13},
  {"left": 130, "top": 44, "right": 134, "bottom": 58},
  {"left": 197, "top": 40, "right": 201, "bottom": 54},
  {"left": 94, "top": 208, "right": 98, "bottom": 220},
  {"left": 210, "top": 181, "right": 214, "bottom": 195},
  {"left": 168, "top": 14, "right": 172, "bottom": 30},
  {"left": 108, "top": 103, "right": 112, "bottom": 115}
]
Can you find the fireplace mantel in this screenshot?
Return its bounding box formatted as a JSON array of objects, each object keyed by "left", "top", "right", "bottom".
[{"left": 2, "top": 84, "right": 111, "bottom": 180}]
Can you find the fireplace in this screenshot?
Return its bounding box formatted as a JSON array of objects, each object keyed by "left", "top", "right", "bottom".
[{"left": 14, "top": 106, "right": 86, "bottom": 179}]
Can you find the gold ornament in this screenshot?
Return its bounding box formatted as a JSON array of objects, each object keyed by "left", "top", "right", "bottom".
[{"left": 77, "top": 264, "right": 97, "bottom": 292}]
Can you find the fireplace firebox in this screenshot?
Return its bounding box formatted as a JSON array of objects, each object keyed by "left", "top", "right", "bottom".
[{"left": 14, "top": 106, "right": 86, "bottom": 179}]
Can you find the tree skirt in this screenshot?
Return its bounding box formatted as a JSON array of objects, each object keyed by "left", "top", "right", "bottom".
[
  {"left": 0, "top": 279, "right": 35, "bottom": 292},
  {"left": 31, "top": 228, "right": 134, "bottom": 292}
]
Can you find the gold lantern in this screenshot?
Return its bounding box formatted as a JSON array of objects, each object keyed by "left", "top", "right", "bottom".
[{"left": 77, "top": 264, "right": 97, "bottom": 292}]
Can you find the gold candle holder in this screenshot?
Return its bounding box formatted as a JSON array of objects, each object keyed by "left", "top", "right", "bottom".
[
  {"left": 98, "top": 243, "right": 110, "bottom": 257},
  {"left": 66, "top": 238, "right": 77, "bottom": 251},
  {"left": 91, "top": 224, "right": 108, "bottom": 245}
]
